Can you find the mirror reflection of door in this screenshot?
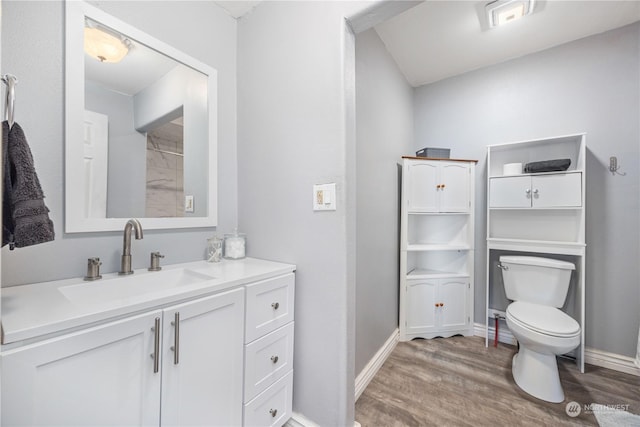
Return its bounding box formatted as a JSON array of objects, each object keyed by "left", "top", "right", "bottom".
[
  {"left": 83, "top": 110, "right": 109, "bottom": 218},
  {"left": 146, "top": 118, "right": 184, "bottom": 217}
]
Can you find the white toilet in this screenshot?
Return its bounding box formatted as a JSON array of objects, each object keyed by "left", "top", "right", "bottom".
[{"left": 499, "top": 255, "right": 581, "bottom": 403}]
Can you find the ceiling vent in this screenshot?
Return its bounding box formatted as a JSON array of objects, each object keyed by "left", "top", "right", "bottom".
[{"left": 486, "top": 0, "right": 536, "bottom": 28}]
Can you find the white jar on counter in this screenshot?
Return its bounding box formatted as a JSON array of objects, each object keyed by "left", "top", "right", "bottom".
[{"left": 224, "top": 230, "right": 246, "bottom": 259}]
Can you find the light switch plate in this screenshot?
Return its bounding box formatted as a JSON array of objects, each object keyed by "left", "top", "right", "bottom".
[{"left": 313, "top": 183, "right": 336, "bottom": 211}]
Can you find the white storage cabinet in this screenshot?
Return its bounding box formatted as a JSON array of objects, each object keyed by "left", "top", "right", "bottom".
[
  {"left": 485, "top": 134, "right": 586, "bottom": 373},
  {"left": 399, "top": 157, "right": 477, "bottom": 341}
]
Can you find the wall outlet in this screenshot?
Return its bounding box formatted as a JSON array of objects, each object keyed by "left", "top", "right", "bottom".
[
  {"left": 185, "top": 195, "right": 194, "bottom": 213},
  {"left": 313, "top": 183, "right": 336, "bottom": 211}
]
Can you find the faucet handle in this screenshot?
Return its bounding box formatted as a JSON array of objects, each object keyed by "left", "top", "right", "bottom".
[
  {"left": 84, "top": 257, "right": 102, "bottom": 281},
  {"left": 149, "top": 252, "right": 165, "bottom": 271}
]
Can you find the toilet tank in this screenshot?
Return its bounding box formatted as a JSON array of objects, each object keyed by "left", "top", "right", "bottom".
[{"left": 499, "top": 256, "right": 575, "bottom": 307}]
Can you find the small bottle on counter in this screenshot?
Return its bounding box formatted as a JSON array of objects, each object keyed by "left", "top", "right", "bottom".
[
  {"left": 207, "top": 236, "right": 223, "bottom": 262},
  {"left": 224, "top": 229, "right": 246, "bottom": 259}
]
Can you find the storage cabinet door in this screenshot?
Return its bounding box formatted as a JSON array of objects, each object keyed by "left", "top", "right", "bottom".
[
  {"left": 489, "top": 176, "right": 531, "bottom": 208},
  {"left": 438, "top": 279, "right": 469, "bottom": 329},
  {"left": 532, "top": 173, "right": 582, "bottom": 208},
  {"left": 1, "top": 311, "right": 162, "bottom": 426},
  {"left": 439, "top": 163, "right": 470, "bottom": 212},
  {"left": 406, "top": 279, "right": 438, "bottom": 333},
  {"left": 161, "top": 288, "right": 244, "bottom": 427},
  {"left": 407, "top": 162, "right": 439, "bottom": 212}
]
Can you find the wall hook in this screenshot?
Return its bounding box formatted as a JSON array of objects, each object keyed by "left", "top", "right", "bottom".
[{"left": 609, "top": 156, "right": 626, "bottom": 176}]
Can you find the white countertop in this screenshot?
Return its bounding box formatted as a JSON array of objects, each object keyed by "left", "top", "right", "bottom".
[{"left": 1, "top": 257, "right": 295, "bottom": 345}]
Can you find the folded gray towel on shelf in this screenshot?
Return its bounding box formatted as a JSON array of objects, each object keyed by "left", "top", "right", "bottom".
[{"left": 2, "top": 121, "right": 54, "bottom": 249}]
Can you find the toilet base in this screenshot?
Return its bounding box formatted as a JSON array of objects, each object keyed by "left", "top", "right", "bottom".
[{"left": 512, "top": 347, "right": 565, "bottom": 403}]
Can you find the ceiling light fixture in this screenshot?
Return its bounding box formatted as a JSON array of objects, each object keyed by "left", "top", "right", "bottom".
[
  {"left": 486, "top": 0, "right": 536, "bottom": 28},
  {"left": 84, "top": 24, "right": 131, "bottom": 63}
]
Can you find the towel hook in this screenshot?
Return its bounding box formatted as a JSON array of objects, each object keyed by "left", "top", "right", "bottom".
[{"left": 2, "top": 74, "right": 18, "bottom": 129}]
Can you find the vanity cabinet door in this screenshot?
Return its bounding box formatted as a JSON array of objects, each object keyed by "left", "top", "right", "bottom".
[
  {"left": 160, "top": 288, "right": 244, "bottom": 427},
  {"left": 1, "top": 311, "right": 162, "bottom": 426}
]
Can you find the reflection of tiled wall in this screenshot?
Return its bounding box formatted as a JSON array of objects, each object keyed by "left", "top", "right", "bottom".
[{"left": 146, "top": 122, "right": 184, "bottom": 217}]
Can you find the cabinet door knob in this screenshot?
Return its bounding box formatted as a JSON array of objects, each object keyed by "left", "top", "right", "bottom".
[
  {"left": 525, "top": 188, "right": 531, "bottom": 194},
  {"left": 441, "top": 184, "right": 445, "bottom": 189},
  {"left": 271, "top": 302, "right": 280, "bottom": 310},
  {"left": 271, "top": 355, "right": 279, "bottom": 364},
  {"left": 439, "top": 303, "right": 444, "bottom": 307},
  {"left": 435, "top": 303, "right": 439, "bottom": 307},
  {"left": 269, "top": 408, "right": 278, "bottom": 418},
  {"left": 533, "top": 189, "right": 539, "bottom": 195},
  {"left": 436, "top": 184, "right": 441, "bottom": 189}
]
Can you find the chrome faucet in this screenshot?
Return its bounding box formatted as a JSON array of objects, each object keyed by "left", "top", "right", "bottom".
[{"left": 119, "top": 219, "right": 143, "bottom": 275}]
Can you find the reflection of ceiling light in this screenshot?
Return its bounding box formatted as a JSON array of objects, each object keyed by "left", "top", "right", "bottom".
[
  {"left": 486, "top": 0, "right": 535, "bottom": 28},
  {"left": 84, "top": 26, "right": 131, "bottom": 63}
]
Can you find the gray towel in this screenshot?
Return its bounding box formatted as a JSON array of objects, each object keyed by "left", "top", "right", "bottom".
[{"left": 2, "top": 121, "right": 54, "bottom": 249}]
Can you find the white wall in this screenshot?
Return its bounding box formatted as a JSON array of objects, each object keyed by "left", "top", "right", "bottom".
[
  {"left": 354, "top": 28, "right": 413, "bottom": 375},
  {"left": 413, "top": 23, "right": 640, "bottom": 358},
  {"left": 1, "top": 0, "right": 238, "bottom": 286}
]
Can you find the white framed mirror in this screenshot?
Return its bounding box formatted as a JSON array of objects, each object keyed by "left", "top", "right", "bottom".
[{"left": 65, "top": 1, "right": 217, "bottom": 232}]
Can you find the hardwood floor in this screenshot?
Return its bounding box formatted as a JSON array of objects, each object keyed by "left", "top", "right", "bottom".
[{"left": 355, "top": 336, "right": 640, "bottom": 426}]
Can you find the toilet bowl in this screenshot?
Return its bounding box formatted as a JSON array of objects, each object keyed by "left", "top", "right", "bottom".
[
  {"left": 499, "top": 256, "right": 581, "bottom": 403},
  {"left": 506, "top": 301, "right": 580, "bottom": 402}
]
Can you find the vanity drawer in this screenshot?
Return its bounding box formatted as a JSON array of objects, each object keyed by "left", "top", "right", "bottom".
[
  {"left": 244, "top": 322, "right": 294, "bottom": 401},
  {"left": 245, "top": 273, "right": 294, "bottom": 343},
  {"left": 243, "top": 370, "right": 293, "bottom": 427}
]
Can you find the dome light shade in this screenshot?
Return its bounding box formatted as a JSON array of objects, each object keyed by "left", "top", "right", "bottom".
[{"left": 84, "top": 26, "right": 130, "bottom": 63}]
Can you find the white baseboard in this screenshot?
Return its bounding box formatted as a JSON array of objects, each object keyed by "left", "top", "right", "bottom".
[
  {"left": 474, "top": 322, "right": 516, "bottom": 345},
  {"left": 355, "top": 328, "right": 399, "bottom": 401},
  {"left": 585, "top": 347, "right": 640, "bottom": 377},
  {"left": 286, "top": 412, "right": 319, "bottom": 427},
  {"left": 474, "top": 323, "right": 640, "bottom": 377}
]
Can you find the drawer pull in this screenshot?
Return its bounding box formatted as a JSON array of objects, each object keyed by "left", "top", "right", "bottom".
[
  {"left": 269, "top": 408, "right": 278, "bottom": 418},
  {"left": 271, "top": 302, "right": 280, "bottom": 310},
  {"left": 271, "top": 355, "right": 279, "bottom": 364}
]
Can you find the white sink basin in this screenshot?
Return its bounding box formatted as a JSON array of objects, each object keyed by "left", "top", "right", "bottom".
[{"left": 60, "top": 268, "right": 215, "bottom": 305}]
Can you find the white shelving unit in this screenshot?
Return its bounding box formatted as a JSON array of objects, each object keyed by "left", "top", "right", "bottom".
[
  {"left": 399, "top": 157, "right": 477, "bottom": 341},
  {"left": 485, "top": 133, "right": 586, "bottom": 373}
]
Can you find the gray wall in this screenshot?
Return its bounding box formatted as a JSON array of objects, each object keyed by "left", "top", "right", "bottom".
[
  {"left": 1, "top": 1, "right": 238, "bottom": 286},
  {"left": 237, "top": 1, "right": 375, "bottom": 425},
  {"left": 354, "top": 29, "right": 413, "bottom": 376},
  {"left": 413, "top": 23, "right": 640, "bottom": 358}
]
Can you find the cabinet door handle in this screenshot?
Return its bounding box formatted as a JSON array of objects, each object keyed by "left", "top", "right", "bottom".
[
  {"left": 434, "top": 303, "right": 439, "bottom": 307},
  {"left": 525, "top": 188, "right": 531, "bottom": 195},
  {"left": 533, "top": 189, "right": 539, "bottom": 195},
  {"left": 152, "top": 317, "right": 160, "bottom": 373},
  {"left": 272, "top": 302, "right": 280, "bottom": 310},
  {"left": 271, "top": 355, "right": 279, "bottom": 364},
  {"left": 441, "top": 184, "right": 445, "bottom": 189},
  {"left": 269, "top": 408, "right": 278, "bottom": 418},
  {"left": 436, "top": 184, "right": 441, "bottom": 189},
  {"left": 170, "top": 312, "right": 180, "bottom": 365}
]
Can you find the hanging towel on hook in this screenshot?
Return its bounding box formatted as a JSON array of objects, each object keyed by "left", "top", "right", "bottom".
[{"left": 2, "top": 121, "right": 54, "bottom": 249}]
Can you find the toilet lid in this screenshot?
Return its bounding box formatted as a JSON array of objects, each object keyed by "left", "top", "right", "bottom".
[{"left": 507, "top": 301, "right": 580, "bottom": 337}]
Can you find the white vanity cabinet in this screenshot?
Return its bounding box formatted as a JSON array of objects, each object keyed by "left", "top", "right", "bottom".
[
  {"left": 1, "top": 288, "right": 245, "bottom": 427},
  {"left": 405, "top": 278, "right": 470, "bottom": 336},
  {"left": 406, "top": 159, "right": 471, "bottom": 212},
  {"left": 399, "top": 157, "right": 477, "bottom": 341},
  {"left": 243, "top": 273, "right": 295, "bottom": 427},
  {"left": 489, "top": 172, "right": 582, "bottom": 208},
  {"left": 0, "top": 259, "right": 296, "bottom": 427}
]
